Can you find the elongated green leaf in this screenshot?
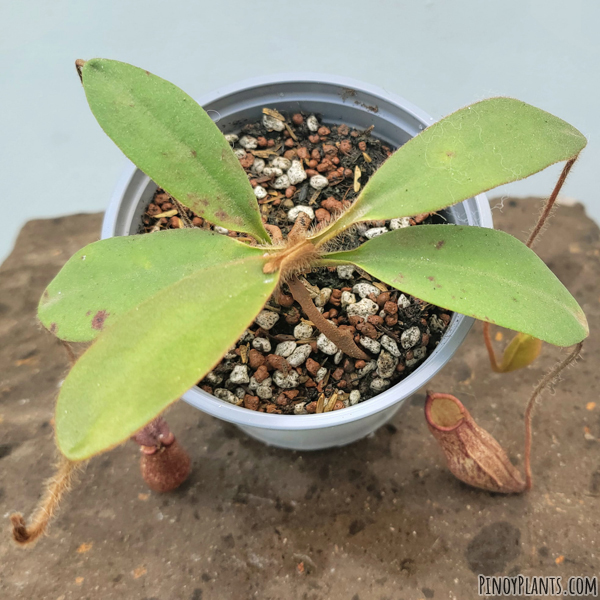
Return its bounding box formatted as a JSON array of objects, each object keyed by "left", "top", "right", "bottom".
[
  {"left": 313, "top": 98, "right": 586, "bottom": 245},
  {"left": 56, "top": 255, "right": 278, "bottom": 460},
  {"left": 321, "top": 225, "right": 588, "bottom": 347},
  {"left": 80, "top": 58, "right": 270, "bottom": 243},
  {"left": 39, "top": 229, "right": 263, "bottom": 342}
]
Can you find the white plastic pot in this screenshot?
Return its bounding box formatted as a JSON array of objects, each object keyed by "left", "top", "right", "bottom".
[{"left": 102, "top": 74, "right": 492, "bottom": 451}]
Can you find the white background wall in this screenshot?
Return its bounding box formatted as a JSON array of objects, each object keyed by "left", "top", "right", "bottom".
[{"left": 1, "top": 0, "right": 598, "bottom": 262}]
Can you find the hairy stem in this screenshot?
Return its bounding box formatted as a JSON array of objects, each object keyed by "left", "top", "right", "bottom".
[
  {"left": 526, "top": 156, "right": 577, "bottom": 248},
  {"left": 11, "top": 456, "right": 84, "bottom": 546},
  {"left": 287, "top": 276, "right": 368, "bottom": 360},
  {"left": 482, "top": 322, "right": 501, "bottom": 373},
  {"left": 523, "top": 341, "right": 583, "bottom": 491}
]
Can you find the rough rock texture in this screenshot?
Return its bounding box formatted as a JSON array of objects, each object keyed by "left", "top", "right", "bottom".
[{"left": 0, "top": 200, "right": 599, "bottom": 599}]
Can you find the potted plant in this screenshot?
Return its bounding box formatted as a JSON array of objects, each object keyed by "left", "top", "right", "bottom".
[{"left": 11, "top": 58, "right": 587, "bottom": 543}]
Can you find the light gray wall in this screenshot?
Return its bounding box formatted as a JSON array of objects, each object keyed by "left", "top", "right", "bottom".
[{"left": 1, "top": 0, "right": 598, "bottom": 262}]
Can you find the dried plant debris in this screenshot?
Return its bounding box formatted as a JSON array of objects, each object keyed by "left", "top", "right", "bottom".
[{"left": 141, "top": 110, "right": 451, "bottom": 414}]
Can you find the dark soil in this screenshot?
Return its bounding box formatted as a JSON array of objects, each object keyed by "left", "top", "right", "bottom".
[{"left": 141, "top": 109, "right": 452, "bottom": 414}]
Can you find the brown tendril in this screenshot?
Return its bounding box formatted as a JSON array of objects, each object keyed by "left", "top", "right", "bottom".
[
  {"left": 11, "top": 456, "right": 84, "bottom": 546},
  {"left": 523, "top": 341, "right": 583, "bottom": 491}
]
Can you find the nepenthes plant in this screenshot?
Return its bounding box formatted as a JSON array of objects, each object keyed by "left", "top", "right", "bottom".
[{"left": 11, "top": 58, "right": 587, "bottom": 543}]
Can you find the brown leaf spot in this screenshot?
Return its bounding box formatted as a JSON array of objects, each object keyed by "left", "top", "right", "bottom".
[
  {"left": 191, "top": 150, "right": 197, "bottom": 158},
  {"left": 91, "top": 310, "right": 109, "bottom": 330},
  {"left": 435, "top": 240, "right": 445, "bottom": 250},
  {"left": 50, "top": 323, "right": 58, "bottom": 334}
]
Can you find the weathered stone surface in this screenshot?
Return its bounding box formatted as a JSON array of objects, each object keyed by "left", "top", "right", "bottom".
[{"left": 1, "top": 201, "right": 599, "bottom": 599}]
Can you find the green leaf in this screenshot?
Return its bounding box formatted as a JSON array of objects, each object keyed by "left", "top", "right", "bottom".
[
  {"left": 498, "top": 333, "right": 543, "bottom": 373},
  {"left": 80, "top": 58, "right": 270, "bottom": 243},
  {"left": 312, "top": 98, "right": 586, "bottom": 245},
  {"left": 56, "top": 255, "right": 278, "bottom": 460},
  {"left": 38, "top": 229, "right": 263, "bottom": 342},
  {"left": 320, "top": 225, "right": 588, "bottom": 347}
]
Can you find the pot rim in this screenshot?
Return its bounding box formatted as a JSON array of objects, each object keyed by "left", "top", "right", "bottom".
[{"left": 103, "top": 72, "right": 493, "bottom": 431}]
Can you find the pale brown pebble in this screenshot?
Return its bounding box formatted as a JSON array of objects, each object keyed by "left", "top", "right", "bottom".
[
  {"left": 332, "top": 368, "right": 344, "bottom": 381},
  {"left": 266, "top": 404, "right": 282, "bottom": 414},
  {"left": 305, "top": 169, "right": 318, "bottom": 177},
  {"left": 358, "top": 141, "right": 367, "bottom": 151},
  {"left": 333, "top": 400, "right": 345, "bottom": 410},
  {"left": 244, "top": 395, "right": 260, "bottom": 411},
  {"left": 367, "top": 315, "right": 384, "bottom": 326},
  {"left": 385, "top": 315, "right": 398, "bottom": 326},
  {"left": 254, "top": 364, "right": 270, "bottom": 383},
  {"left": 239, "top": 152, "right": 254, "bottom": 168},
  {"left": 306, "top": 358, "right": 321, "bottom": 377},
  {"left": 284, "top": 149, "right": 297, "bottom": 160},
  {"left": 275, "top": 394, "right": 290, "bottom": 407},
  {"left": 322, "top": 143, "right": 337, "bottom": 157},
  {"left": 344, "top": 168, "right": 354, "bottom": 178},
  {"left": 309, "top": 134, "right": 320, "bottom": 144},
  {"left": 383, "top": 301, "right": 398, "bottom": 315},
  {"left": 285, "top": 307, "right": 301, "bottom": 325},
  {"left": 266, "top": 354, "right": 291, "bottom": 372},
  {"left": 376, "top": 292, "right": 391, "bottom": 308},
  {"left": 257, "top": 136, "right": 268, "bottom": 147},
  {"left": 357, "top": 321, "right": 378, "bottom": 339},
  {"left": 292, "top": 113, "right": 304, "bottom": 125},
  {"left": 147, "top": 203, "right": 161, "bottom": 216},
  {"left": 297, "top": 147, "right": 310, "bottom": 160},
  {"left": 276, "top": 292, "right": 295, "bottom": 307},
  {"left": 317, "top": 126, "right": 330, "bottom": 136},
  {"left": 248, "top": 349, "right": 265, "bottom": 369},
  {"left": 321, "top": 197, "right": 343, "bottom": 213},
  {"left": 285, "top": 186, "right": 296, "bottom": 198},
  {"left": 285, "top": 138, "right": 295, "bottom": 148},
  {"left": 315, "top": 208, "right": 331, "bottom": 223},
  {"left": 192, "top": 217, "right": 204, "bottom": 227},
  {"left": 339, "top": 139, "right": 352, "bottom": 154},
  {"left": 267, "top": 139, "right": 276, "bottom": 147},
  {"left": 306, "top": 401, "right": 317, "bottom": 414}
]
